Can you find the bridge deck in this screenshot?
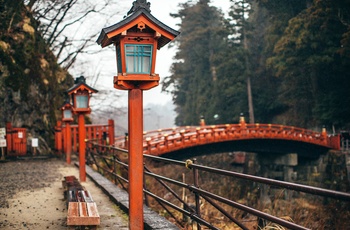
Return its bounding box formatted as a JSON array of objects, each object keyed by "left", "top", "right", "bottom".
[{"left": 115, "top": 124, "right": 340, "bottom": 157}]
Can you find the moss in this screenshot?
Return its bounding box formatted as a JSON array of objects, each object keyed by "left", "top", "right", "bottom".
[{"left": 0, "top": 0, "right": 74, "bottom": 149}]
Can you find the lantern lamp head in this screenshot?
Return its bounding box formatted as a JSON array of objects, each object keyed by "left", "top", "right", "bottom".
[
  {"left": 96, "top": 0, "right": 179, "bottom": 90},
  {"left": 67, "top": 76, "right": 98, "bottom": 114},
  {"left": 60, "top": 101, "right": 74, "bottom": 122}
]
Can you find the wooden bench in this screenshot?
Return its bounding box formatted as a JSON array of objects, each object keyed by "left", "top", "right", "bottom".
[{"left": 63, "top": 176, "right": 100, "bottom": 228}]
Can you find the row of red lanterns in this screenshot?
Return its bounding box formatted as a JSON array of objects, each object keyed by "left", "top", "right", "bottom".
[{"left": 60, "top": 1, "right": 179, "bottom": 229}]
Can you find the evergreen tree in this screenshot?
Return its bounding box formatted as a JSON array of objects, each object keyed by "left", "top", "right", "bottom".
[
  {"left": 162, "top": 0, "right": 228, "bottom": 125},
  {"left": 267, "top": 0, "right": 350, "bottom": 129},
  {"left": 228, "top": 0, "right": 255, "bottom": 123}
]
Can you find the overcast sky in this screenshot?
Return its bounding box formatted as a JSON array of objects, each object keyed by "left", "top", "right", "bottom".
[
  {"left": 83, "top": 0, "right": 232, "bottom": 108},
  {"left": 142, "top": 0, "right": 231, "bottom": 106}
]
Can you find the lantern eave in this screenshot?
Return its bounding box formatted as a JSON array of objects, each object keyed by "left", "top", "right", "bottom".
[
  {"left": 67, "top": 82, "right": 98, "bottom": 95},
  {"left": 97, "top": 8, "right": 179, "bottom": 49}
]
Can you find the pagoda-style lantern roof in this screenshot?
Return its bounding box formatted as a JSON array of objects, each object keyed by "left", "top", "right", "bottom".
[
  {"left": 67, "top": 76, "right": 98, "bottom": 114},
  {"left": 96, "top": 0, "right": 179, "bottom": 90},
  {"left": 67, "top": 76, "right": 98, "bottom": 95},
  {"left": 96, "top": 1, "right": 179, "bottom": 49}
]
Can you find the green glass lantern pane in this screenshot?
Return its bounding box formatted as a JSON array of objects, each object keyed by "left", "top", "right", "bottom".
[
  {"left": 125, "top": 44, "right": 152, "bottom": 74},
  {"left": 76, "top": 95, "right": 88, "bottom": 108},
  {"left": 63, "top": 109, "right": 72, "bottom": 119}
]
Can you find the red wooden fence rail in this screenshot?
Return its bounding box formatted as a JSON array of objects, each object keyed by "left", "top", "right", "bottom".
[
  {"left": 5, "top": 122, "right": 27, "bottom": 156},
  {"left": 55, "top": 119, "right": 115, "bottom": 155}
]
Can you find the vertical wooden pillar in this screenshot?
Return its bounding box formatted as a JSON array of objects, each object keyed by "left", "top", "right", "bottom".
[
  {"left": 63, "top": 125, "right": 67, "bottom": 154},
  {"left": 72, "top": 126, "right": 77, "bottom": 153},
  {"left": 108, "top": 119, "right": 115, "bottom": 145},
  {"left": 78, "top": 114, "right": 86, "bottom": 182},
  {"left": 128, "top": 89, "right": 144, "bottom": 230},
  {"left": 55, "top": 121, "right": 62, "bottom": 153},
  {"left": 66, "top": 122, "right": 72, "bottom": 164}
]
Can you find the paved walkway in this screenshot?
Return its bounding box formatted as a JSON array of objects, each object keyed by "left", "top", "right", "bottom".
[
  {"left": 81, "top": 162, "right": 179, "bottom": 230},
  {"left": 0, "top": 157, "right": 179, "bottom": 229},
  {"left": 0, "top": 158, "right": 129, "bottom": 229}
]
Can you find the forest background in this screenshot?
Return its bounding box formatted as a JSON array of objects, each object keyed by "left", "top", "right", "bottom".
[
  {"left": 0, "top": 0, "right": 350, "bottom": 151},
  {"left": 164, "top": 0, "right": 350, "bottom": 132}
]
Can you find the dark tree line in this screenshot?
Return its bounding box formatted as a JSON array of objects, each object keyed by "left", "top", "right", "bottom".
[{"left": 163, "top": 0, "right": 350, "bottom": 131}]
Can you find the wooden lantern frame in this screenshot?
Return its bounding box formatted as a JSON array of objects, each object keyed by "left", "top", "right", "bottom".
[
  {"left": 67, "top": 77, "right": 98, "bottom": 114},
  {"left": 97, "top": 6, "right": 179, "bottom": 90},
  {"left": 60, "top": 102, "right": 74, "bottom": 122}
]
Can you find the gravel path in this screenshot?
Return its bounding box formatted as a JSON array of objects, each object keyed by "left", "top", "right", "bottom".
[{"left": 0, "top": 158, "right": 129, "bottom": 229}]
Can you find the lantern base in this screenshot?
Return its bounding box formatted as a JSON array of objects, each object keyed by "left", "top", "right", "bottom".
[
  {"left": 72, "top": 108, "right": 91, "bottom": 114},
  {"left": 114, "top": 74, "right": 159, "bottom": 90}
]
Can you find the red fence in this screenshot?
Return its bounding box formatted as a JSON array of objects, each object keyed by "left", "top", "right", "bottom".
[
  {"left": 4, "top": 122, "right": 27, "bottom": 156},
  {"left": 55, "top": 119, "right": 115, "bottom": 154}
]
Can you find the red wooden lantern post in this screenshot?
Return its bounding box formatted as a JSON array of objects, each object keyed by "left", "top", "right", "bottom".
[
  {"left": 60, "top": 102, "right": 74, "bottom": 164},
  {"left": 97, "top": 1, "right": 179, "bottom": 229},
  {"left": 67, "top": 76, "right": 98, "bottom": 182}
]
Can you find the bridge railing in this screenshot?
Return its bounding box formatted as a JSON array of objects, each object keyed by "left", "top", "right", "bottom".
[
  {"left": 114, "top": 124, "right": 340, "bottom": 156},
  {"left": 86, "top": 139, "right": 349, "bottom": 230}
]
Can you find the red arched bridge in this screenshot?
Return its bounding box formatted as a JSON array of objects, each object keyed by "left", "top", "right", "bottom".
[
  {"left": 115, "top": 121, "right": 341, "bottom": 159},
  {"left": 51, "top": 119, "right": 340, "bottom": 160}
]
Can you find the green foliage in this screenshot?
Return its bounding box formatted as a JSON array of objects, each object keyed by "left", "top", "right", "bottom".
[
  {"left": 165, "top": 0, "right": 350, "bottom": 130},
  {"left": 163, "top": 1, "right": 229, "bottom": 125},
  {"left": 267, "top": 0, "right": 350, "bottom": 128},
  {"left": 0, "top": 0, "right": 74, "bottom": 149}
]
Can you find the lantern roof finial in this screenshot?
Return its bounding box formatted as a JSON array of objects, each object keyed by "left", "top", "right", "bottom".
[
  {"left": 75, "top": 75, "right": 86, "bottom": 84},
  {"left": 67, "top": 76, "right": 98, "bottom": 95},
  {"left": 127, "top": 0, "right": 151, "bottom": 16}
]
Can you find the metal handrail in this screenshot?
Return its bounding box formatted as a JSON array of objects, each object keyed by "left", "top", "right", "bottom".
[{"left": 86, "top": 140, "right": 349, "bottom": 230}]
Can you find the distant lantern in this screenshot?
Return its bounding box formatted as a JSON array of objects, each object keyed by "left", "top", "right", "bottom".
[
  {"left": 67, "top": 76, "right": 98, "bottom": 114},
  {"left": 96, "top": 0, "right": 180, "bottom": 90},
  {"left": 60, "top": 101, "right": 73, "bottom": 122}
]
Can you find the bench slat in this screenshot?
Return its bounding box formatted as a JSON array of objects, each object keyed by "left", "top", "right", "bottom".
[
  {"left": 64, "top": 175, "right": 100, "bottom": 226},
  {"left": 87, "top": 202, "right": 100, "bottom": 217},
  {"left": 67, "top": 202, "right": 100, "bottom": 226},
  {"left": 79, "top": 202, "right": 88, "bottom": 217},
  {"left": 68, "top": 202, "right": 79, "bottom": 217}
]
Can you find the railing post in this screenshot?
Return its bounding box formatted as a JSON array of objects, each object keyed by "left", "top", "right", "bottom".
[
  {"left": 124, "top": 132, "right": 129, "bottom": 150},
  {"left": 66, "top": 122, "right": 72, "bottom": 164},
  {"left": 164, "top": 134, "right": 169, "bottom": 151},
  {"left": 143, "top": 163, "right": 149, "bottom": 207},
  {"left": 128, "top": 89, "right": 144, "bottom": 230},
  {"left": 63, "top": 125, "right": 67, "bottom": 156},
  {"left": 192, "top": 158, "right": 201, "bottom": 230},
  {"left": 55, "top": 121, "right": 62, "bottom": 154},
  {"left": 113, "top": 153, "right": 117, "bottom": 184},
  {"left": 199, "top": 115, "right": 206, "bottom": 126},
  {"left": 180, "top": 130, "right": 185, "bottom": 145},
  {"left": 78, "top": 114, "right": 87, "bottom": 182},
  {"left": 108, "top": 119, "right": 115, "bottom": 146},
  {"left": 72, "top": 125, "right": 78, "bottom": 153}
]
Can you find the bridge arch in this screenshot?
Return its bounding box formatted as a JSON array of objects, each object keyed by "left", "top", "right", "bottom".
[{"left": 115, "top": 123, "right": 340, "bottom": 160}]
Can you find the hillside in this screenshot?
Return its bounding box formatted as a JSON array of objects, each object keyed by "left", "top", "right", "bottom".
[{"left": 0, "top": 0, "right": 74, "bottom": 153}]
